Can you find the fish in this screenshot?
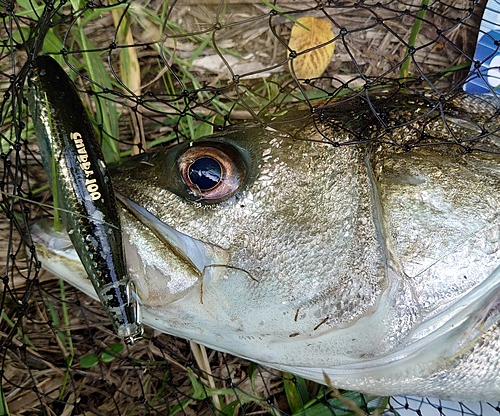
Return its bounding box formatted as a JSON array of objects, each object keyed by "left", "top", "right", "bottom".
[
  {"left": 30, "top": 92, "right": 500, "bottom": 401},
  {"left": 28, "top": 55, "right": 143, "bottom": 344}
]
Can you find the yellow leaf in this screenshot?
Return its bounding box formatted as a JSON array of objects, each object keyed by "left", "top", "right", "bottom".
[{"left": 288, "top": 17, "right": 335, "bottom": 79}]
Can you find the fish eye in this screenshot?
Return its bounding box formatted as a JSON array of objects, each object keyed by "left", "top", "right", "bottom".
[
  {"left": 177, "top": 142, "right": 246, "bottom": 203},
  {"left": 188, "top": 157, "right": 222, "bottom": 191}
]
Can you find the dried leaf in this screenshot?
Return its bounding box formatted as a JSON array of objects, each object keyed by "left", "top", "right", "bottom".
[{"left": 288, "top": 17, "right": 335, "bottom": 79}]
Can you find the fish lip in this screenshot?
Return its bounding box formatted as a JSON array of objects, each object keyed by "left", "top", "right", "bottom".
[
  {"left": 115, "top": 193, "right": 225, "bottom": 274},
  {"left": 30, "top": 220, "right": 81, "bottom": 261}
]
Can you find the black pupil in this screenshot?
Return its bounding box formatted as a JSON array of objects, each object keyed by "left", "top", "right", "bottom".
[{"left": 188, "top": 157, "right": 222, "bottom": 190}]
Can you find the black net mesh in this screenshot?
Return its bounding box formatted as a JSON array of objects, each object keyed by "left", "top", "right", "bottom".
[{"left": 0, "top": 0, "right": 499, "bottom": 414}]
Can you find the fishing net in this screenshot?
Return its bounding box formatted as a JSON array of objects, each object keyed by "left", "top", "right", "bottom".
[{"left": 1, "top": 0, "right": 499, "bottom": 414}]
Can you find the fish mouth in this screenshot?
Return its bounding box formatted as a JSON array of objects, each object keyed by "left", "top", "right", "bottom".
[
  {"left": 115, "top": 193, "right": 228, "bottom": 304},
  {"left": 30, "top": 194, "right": 228, "bottom": 307},
  {"left": 116, "top": 193, "right": 218, "bottom": 275}
]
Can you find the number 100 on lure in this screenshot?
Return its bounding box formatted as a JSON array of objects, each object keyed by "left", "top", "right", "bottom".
[{"left": 28, "top": 55, "right": 143, "bottom": 344}]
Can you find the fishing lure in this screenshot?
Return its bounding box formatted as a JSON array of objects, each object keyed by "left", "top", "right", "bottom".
[{"left": 28, "top": 55, "right": 143, "bottom": 344}]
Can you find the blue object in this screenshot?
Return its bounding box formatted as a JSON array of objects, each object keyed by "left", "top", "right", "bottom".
[{"left": 463, "top": 0, "right": 500, "bottom": 94}]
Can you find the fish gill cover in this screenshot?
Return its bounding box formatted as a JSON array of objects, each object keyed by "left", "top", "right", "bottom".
[{"left": 0, "top": 0, "right": 499, "bottom": 415}]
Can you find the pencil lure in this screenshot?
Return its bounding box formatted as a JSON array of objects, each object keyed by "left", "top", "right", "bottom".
[{"left": 28, "top": 55, "right": 143, "bottom": 344}]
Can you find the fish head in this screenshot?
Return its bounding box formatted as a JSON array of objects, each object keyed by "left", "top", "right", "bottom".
[
  {"left": 111, "top": 120, "right": 389, "bottom": 341},
  {"left": 31, "top": 95, "right": 500, "bottom": 400}
]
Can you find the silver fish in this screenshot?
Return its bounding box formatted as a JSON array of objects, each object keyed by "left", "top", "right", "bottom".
[{"left": 31, "top": 92, "right": 500, "bottom": 401}]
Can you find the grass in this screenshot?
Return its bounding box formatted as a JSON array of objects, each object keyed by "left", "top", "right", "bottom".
[
  {"left": 3, "top": 2, "right": 317, "bottom": 412},
  {"left": 42, "top": 281, "right": 75, "bottom": 400},
  {"left": 0, "top": 310, "right": 35, "bottom": 349},
  {"left": 78, "top": 342, "right": 124, "bottom": 368},
  {"left": 3, "top": 1, "right": 390, "bottom": 413},
  {"left": 259, "top": 0, "right": 310, "bottom": 31},
  {"left": 399, "top": 0, "right": 430, "bottom": 80},
  {"left": 0, "top": 385, "right": 9, "bottom": 416},
  {"left": 2, "top": 0, "right": 478, "bottom": 414}
]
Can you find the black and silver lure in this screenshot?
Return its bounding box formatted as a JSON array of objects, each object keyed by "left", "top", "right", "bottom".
[{"left": 28, "top": 55, "right": 143, "bottom": 344}]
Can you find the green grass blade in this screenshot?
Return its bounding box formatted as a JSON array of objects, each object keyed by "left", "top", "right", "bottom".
[
  {"left": 73, "top": 22, "right": 120, "bottom": 162},
  {"left": 295, "top": 390, "right": 383, "bottom": 416},
  {"left": 14, "top": 0, "right": 44, "bottom": 17},
  {"left": 144, "top": 370, "right": 170, "bottom": 410},
  {"left": 0, "top": 310, "right": 35, "bottom": 349},
  {"left": 59, "top": 279, "right": 74, "bottom": 358},
  {"left": 188, "top": 33, "right": 212, "bottom": 65},
  {"left": 283, "top": 373, "right": 309, "bottom": 413},
  {"left": 219, "top": 400, "right": 240, "bottom": 416},
  {"left": 40, "top": 29, "right": 64, "bottom": 56},
  {"left": 168, "top": 399, "right": 193, "bottom": 416},
  {"left": 0, "top": 385, "right": 10, "bottom": 416},
  {"left": 260, "top": 0, "right": 310, "bottom": 31},
  {"left": 187, "top": 368, "right": 209, "bottom": 401},
  {"left": 69, "top": 0, "right": 85, "bottom": 13},
  {"left": 399, "top": 0, "right": 430, "bottom": 79}
]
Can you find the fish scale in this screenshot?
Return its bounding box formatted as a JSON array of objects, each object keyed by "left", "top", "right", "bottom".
[{"left": 31, "top": 91, "right": 500, "bottom": 400}]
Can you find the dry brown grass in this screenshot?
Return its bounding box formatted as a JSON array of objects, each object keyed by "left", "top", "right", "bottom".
[{"left": 0, "top": 0, "right": 489, "bottom": 414}]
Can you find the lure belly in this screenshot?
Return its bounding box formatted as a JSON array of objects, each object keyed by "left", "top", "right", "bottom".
[{"left": 28, "top": 55, "right": 142, "bottom": 344}]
